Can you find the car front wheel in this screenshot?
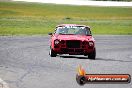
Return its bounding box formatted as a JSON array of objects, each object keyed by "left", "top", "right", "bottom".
[
  {"left": 49, "top": 48, "right": 57, "bottom": 57},
  {"left": 88, "top": 48, "right": 96, "bottom": 60}
]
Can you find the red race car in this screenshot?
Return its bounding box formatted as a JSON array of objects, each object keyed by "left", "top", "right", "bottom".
[{"left": 48, "top": 24, "right": 96, "bottom": 59}]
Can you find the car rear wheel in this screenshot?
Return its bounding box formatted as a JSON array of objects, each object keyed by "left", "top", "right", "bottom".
[
  {"left": 49, "top": 49, "right": 57, "bottom": 57},
  {"left": 88, "top": 48, "right": 96, "bottom": 60}
]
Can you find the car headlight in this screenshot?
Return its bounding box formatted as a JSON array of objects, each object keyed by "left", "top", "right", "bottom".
[
  {"left": 89, "top": 41, "right": 94, "bottom": 46},
  {"left": 54, "top": 39, "right": 60, "bottom": 45}
]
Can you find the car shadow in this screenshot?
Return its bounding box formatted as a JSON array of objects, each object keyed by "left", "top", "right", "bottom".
[
  {"left": 59, "top": 55, "right": 132, "bottom": 62},
  {"left": 96, "top": 58, "right": 132, "bottom": 62},
  {"left": 59, "top": 55, "right": 92, "bottom": 60}
]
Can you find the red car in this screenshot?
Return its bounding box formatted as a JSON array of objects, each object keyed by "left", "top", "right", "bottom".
[{"left": 48, "top": 24, "right": 96, "bottom": 59}]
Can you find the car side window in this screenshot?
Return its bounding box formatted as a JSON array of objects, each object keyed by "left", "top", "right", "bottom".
[
  {"left": 85, "top": 27, "right": 91, "bottom": 35},
  {"left": 55, "top": 28, "right": 62, "bottom": 34}
]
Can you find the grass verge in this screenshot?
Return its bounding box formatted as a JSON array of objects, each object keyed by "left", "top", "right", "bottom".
[{"left": 0, "top": 1, "right": 132, "bottom": 35}]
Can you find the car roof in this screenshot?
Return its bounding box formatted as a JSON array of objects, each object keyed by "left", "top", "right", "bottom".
[{"left": 56, "top": 24, "right": 90, "bottom": 28}]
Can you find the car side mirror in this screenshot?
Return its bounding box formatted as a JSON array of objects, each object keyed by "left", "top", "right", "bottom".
[{"left": 48, "top": 33, "right": 52, "bottom": 35}]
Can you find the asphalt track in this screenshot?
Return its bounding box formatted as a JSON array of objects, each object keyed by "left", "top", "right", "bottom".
[{"left": 0, "top": 35, "right": 132, "bottom": 88}]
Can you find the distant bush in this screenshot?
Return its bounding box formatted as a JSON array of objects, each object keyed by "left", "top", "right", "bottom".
[{"left": 63, "top": 17, "right": 72, "bottom": 20}]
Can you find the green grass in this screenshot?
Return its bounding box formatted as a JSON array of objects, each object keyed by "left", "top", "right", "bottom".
[{"left": 0, "top": 1, "right": 132, "bottom": 35}]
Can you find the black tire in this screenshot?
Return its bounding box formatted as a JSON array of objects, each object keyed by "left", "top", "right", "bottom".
[
  {"left": 88, "top": 48, "right": 96, "bottom": 59},
  {"left": 49, "top": 49, "right": 57, "bottom": 57}
]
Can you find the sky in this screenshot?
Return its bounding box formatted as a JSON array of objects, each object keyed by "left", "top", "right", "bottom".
[{"left": 12, "top": 0, "right": 132, "bottom": 6}]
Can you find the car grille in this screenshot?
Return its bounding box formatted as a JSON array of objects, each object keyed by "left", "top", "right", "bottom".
[{"left": 66, "top": 40, "right": 80, "bottom": 48}]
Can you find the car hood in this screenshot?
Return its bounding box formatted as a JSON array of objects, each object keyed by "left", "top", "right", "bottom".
[{"left": 54, "top": 34, "right": 93, "bottom": 41}]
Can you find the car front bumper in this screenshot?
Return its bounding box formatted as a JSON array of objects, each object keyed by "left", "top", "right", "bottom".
[{"left": 53, "top": 47, "right": 94, "bottom": 55}]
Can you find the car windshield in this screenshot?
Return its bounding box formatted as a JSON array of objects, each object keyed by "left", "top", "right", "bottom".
[{"left": 55, "top": 26, "right": 91, "bottom": 35}]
